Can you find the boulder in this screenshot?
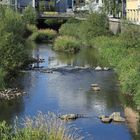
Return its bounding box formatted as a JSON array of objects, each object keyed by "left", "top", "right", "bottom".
[
  {"left": 110, "top": 112, "right": 125, "bottom": 122},
  {"left": 95, "top": 66, "right": 102, "bottom": 71}
]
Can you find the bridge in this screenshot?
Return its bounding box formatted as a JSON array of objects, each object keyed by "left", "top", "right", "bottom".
[{"left": 38, "top": 13, "right": 86, "bottom": 21}]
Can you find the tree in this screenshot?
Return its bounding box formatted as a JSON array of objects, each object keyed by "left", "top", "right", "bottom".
[
  {"left": 102, "top": 0, "right": 122, "bottom": 18},
  {"left": 22, "top": 5, "right": 37, "bottom": 25},
  {"left": 0, "top": 6, "right": 31, "bottom": 74}
]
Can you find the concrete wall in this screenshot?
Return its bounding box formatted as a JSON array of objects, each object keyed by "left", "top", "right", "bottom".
[{"left": 109, "top": 18, "right": 121, "bottom": 34}]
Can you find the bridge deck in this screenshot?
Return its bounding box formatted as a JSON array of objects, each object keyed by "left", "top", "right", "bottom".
[{"left": 38, "top": 13, "right": 86, "bottom": 20}]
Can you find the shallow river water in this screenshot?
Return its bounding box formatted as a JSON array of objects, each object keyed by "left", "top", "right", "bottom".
[{"left": 0, "top": 44, "right": 139, "bottom": 140}]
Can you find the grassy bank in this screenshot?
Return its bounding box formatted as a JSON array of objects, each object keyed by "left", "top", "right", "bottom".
[
  {"left": 54, "top": 36, "right": 81, "bottom": 53},
  {"left": 59, "top": 14, "right": 140, "bottom": 108},
  {"left": 93, "top": 24, "right": 140, "bottom": 107},
  {"left": 0, "top": 112, "right": 82, "bottom": 140},
  {"left": 29, "top": 29, "right": 57, "bottom": 43}
]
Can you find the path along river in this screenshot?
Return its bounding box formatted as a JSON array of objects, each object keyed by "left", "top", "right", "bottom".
[{"left": 0, "top": 44, "right": 140, "bottom": 140}]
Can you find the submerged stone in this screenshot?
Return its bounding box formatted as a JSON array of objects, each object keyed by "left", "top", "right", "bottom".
[{"left": 59, "top": 114, "right": 78, "bottom": 120}]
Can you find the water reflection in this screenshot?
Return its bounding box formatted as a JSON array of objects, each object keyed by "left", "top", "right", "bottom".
[{"left": 56, "top": 47, "right": 100, "bottom": 67}]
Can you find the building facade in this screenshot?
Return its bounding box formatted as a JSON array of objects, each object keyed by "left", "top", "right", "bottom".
[{"left": 126, "top": 0, "right": 140, "bottom": 23}]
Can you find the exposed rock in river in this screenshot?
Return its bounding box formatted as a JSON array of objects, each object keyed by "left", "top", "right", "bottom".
[
  {"left": 99, "top": 112, "right": 125, "bottom": 123},
  {"left": 0, "top": 88, "right": 26, "bottom": 100},
  {"left": 99, "top": 115, "right": 112, "bottom": 123},
  {"left": 59, "top": 114, "right": 84, "bottom": 121},
  {"left": 110, "top": 112, "right": 125, "bottom": 122},
  {"left": 91, "top": 84, "right": 101, "bottom": 91},
  {"left": 95, "top": 66, "right": 102, "bottom": 71}
]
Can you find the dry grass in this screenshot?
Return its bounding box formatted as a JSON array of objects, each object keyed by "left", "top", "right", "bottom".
[{"left": 0, "top": 112, "right": 83, "bottom": 140}]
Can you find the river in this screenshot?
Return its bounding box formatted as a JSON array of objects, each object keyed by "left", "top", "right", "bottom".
[{"left": 0, "top": 44, "right": 139, "bottom": 140}]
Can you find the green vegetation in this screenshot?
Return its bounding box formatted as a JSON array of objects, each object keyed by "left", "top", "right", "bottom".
[
  {"left": 30, "top": 29, "right": 57, "bottom": 43},
  {"left": 0, "top": 112, "right": 81, "bottom": 140},
  {"left": 0, "top": 6, "right": 32, "bottom": 76},
  {"left": 102, "top": 0, "right": 122, "bottom": 18},
  {"left": 54, "top": 36, "right": 81, "bottom": 53},
  {"left": 22, "top": 6, "right": 37, "bottom": 25},
  {"left": 93, "top": 25, "right": 140, "bottom": 107},
  {"left": 59, "top": 13, "right": 111, "bottom": 47},
  {"left": 0, "top": 69, "right": 6, "bottom": 89},
  {"left": 59, "top": 13, "right": 140, "bottom": 107},
  {"left": 0, "top": 5, "right": 39, "bottom": 88}
]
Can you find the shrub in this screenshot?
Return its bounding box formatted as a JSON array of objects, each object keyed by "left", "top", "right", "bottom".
[
  {"left": 54, "top": 36, "right": 81, "bottom": 53},
  {"left": 22, "top": 5, "right": 37, "bottom": 25},
  {"left": 59, "top": 13, "right": 111, "bottom": 46},
  {"left": 81, "top": 12, "right": 111, "bottom": 44},
  {"left": 0, "top": 112, "right": 82, "bottom": 140},
  {"left": 0, "top": 6, "right": 31, "bottom": 73},
  {"left": 26, "top": 24, "right": 38, "bottom": 34},
  {"left": 30, "top": 29, "right": 57, "bottom": 42},
  {"left": 59, "top": 22, "right": 81, "bottom": 38}
]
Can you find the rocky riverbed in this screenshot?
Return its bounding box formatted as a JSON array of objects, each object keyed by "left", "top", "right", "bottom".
[{"left": 0, "top": 88, "right": 26, "bottom": 100}]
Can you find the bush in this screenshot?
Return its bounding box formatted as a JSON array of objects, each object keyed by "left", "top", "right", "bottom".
[
  {"left": 54, "top": 36, "right": 81, "bottom": 53},
  {"left": 30, "top": 29, "right": 57, "bottom": 42},
  {"left": 0, "top": 6, "right": 31, "bottom": 74},
  {"left": 22, "top": 5, "right": 37, "bottom": 25},
  {"left": 26, "top": 24, "right": 38, "bottom": 34},
  {"left": 0, "top": 112, "right": 82, "bottom": 140},
  {"left": 58, "top": 13, "right": 111, "bottom": 47},
  {"left": 59, "top": 22, "right": 81, "bottom": 38}
]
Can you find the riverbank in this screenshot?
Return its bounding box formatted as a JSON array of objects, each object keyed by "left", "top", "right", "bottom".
[
  {"left": 57, "top": 13, "right": 140, "bottom": 109},
  {"left": 0, "top": 112, "right": 80, "bottom": 140}
]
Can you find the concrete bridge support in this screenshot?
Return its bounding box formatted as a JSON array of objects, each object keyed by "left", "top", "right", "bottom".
[{"left": 109, "top": 18, "right": 121, "bottom": 34}]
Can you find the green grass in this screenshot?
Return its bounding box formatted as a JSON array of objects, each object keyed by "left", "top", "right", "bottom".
[
  {"left": 29, "top": 29, "right": 57, "bottom": 43},
  {"left": 54, "top": 36, "right": 81, "bottom": 53},
  {"left": 26, "top": 24, "right": 38, "bottom": 34},
  {"left": 0, "top": 112, "right": 83, "bottom": 140},
  {"left": 93, "top": 35, "right": 140, "bottom": 107}
]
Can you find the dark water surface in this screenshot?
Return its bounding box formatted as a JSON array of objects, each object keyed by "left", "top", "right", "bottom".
[{"left": 0, "top": 44, "right": 139, "bottom": 140}]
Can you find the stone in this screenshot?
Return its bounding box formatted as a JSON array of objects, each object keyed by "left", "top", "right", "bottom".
[
  {"left": 104, "top": 67, "right": 110, "bottom": 71},
  {"left": 60, "top": 114, "right": 78, "bottom": 120},
  {"left": 99, "top": 115, "right": 112, "bottom": 123},
  {"left": 91, "top": 84, "right": 101, "bottom": 91},
  {"left": 101, "top": 117, "right": 112, "bottom": 123},
  {"left": 95, "top": 66, "right": 102, "bottom": 71},
  {"left": 110, "top": 112, "right": 125, "bottom": 122},
  {"left": 0, "top": 88, "right": 26, "bottom": 100},
  {"left": 92, "top": 86, "right": 101, "bottom": 91}
]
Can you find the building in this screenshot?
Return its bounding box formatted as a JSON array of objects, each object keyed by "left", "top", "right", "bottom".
[
  {"left": 76, "top": 0, "right": 103, "bottom": 12},
  {"left": 126, "top": 0, "right": 140, "bottom": 23},
  {"left": 0, "top": 0, "right": 82, "bottom": 13},
  {"left": 0, "top": 0, "right": 37, "bottom": 10}
]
